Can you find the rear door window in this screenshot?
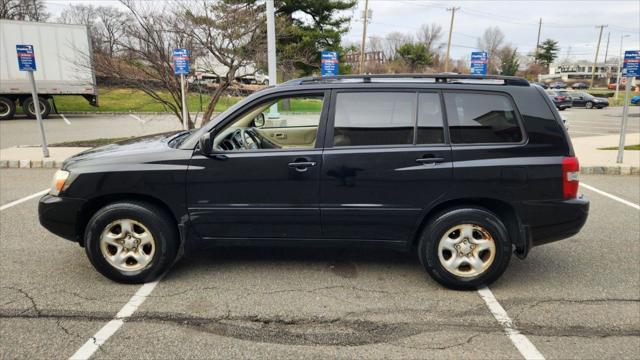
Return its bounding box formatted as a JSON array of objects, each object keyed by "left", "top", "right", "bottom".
[
  {"left": 443, "top": 92, "right": 523, "bottom": 144},
  {"left": 333, "top": 92, "right": 415, "bottom": 146}
]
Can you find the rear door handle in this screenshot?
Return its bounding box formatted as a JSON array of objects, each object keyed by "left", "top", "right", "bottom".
[
  {"left": 288, "top": 161, "right": 317, "bottom": 172},
  {"left": 415, "top": 157, "right": 445, "bottom": 164}
]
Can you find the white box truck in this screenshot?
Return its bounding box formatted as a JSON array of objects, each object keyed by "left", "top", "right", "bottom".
[{"left": 0, "top": 20, "right": 98, "bottom": 120}]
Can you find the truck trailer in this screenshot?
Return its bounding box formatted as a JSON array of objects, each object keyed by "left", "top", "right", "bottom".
[{"left": 0, "top": 19, "right": 98, "bottom": 120}]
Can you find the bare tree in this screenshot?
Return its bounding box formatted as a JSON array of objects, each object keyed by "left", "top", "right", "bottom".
[
  {"left": 385, "top": 31, "right": 412, "bottom": 61},
  {"left": 94, "top": 6, "right": 131, "bottom": 57},
  {"left": 477, "top": 26, "right": 505, "bottom": 74},
  {"left": 1, "top": 0, "right": 49, "bottom": 21},
  {"left": 417, "top": 23, "right": 442, "bottom": 53},
  {"left": 90, "top": 0, "right": 197, "bottom": 127},
  {"left": 183, "top": 1, "right": 266, "bottom": 124}
]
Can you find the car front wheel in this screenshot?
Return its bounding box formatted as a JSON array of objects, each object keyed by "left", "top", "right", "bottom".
[
  {"left": 418, "top": 207, "right": 512, "bottom": 290},
  {"left": 84, "top": 201, "right": 178, "bottom": 283},
  {"left": 585, "top": 101, "right": 594, "bottom": 109}
]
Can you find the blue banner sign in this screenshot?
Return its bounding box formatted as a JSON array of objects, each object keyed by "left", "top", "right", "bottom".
[
  {"left": 470, "top": 51, "right": 488, "bottom": 75},
  {"left": 321, "top": 51, "right": 339, "bottom": 77},
  {"left": 172, "top": 48, "right": 190, "bottom": 75},
  {"left": 622, "top": 50, "right": 639, "bottom": 78},
  {"left": 16, "top": 44, "right": 36, "bottom": 71}
]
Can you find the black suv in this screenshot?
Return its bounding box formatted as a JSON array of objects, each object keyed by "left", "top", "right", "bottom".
[{"left": 39, "top": 74, "right": 589, "bottom": 290}]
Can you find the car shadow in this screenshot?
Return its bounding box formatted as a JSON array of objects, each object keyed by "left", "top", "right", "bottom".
[{"left": 165, "top": 246, "right": 421, "bottom": 281}]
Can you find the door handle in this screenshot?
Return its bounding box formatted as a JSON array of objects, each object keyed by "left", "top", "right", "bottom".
[
  {"left": 288, "top": 161, "right": 317, "bottom": 172},
  {"left": 416, "top": 157, "right": 444, "bottom": 164}
]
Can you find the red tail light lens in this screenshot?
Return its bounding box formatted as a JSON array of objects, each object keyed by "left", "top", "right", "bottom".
[{"left": 562, "top": 157, "right": 580, "bottom": 199}]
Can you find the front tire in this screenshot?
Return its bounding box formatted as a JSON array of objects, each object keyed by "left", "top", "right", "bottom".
[
  {"left": 84, "top": 201, "right": 178, "bottom": 284},
  {"left": 23, "top": 96, "right": 51, "bottom": 119},
  {"left": 418, "top": 207, "right": 512, "bottom": 290},
  {"left": 585, "top": 101, "right": 594, "bottom": 109}
]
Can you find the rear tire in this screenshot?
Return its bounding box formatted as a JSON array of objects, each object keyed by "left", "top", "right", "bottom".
[
  {"left": 418, "top": 207, "right": 512, "bottom": 290},
  {"left": 0, "top": 96, "right": 16, "bottom": 120},
  {"left": 84, "top": 201, "right": 179, "bottom": 284},
  {"left": 585, "top": 101, "right": 594, "bottom": 109},
  {"left": 22, "top": 96, "right": 51, "bottom": 119}
]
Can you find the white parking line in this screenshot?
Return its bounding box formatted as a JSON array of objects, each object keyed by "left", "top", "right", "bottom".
[
  {"left": 128, "top": 114, "right": 146, "bottom": 124},
  {"left": 0, "top": 189, "right": 49, "bottom": 211},
  {"left": 477, "top": 287, "right": 545, "bottom": 360},
  {"left": 69, "top": 279, "right": 162, "bottom": 360},
  {"left": 580, "top": 182, "right": 640, "bottom": 210},
  {"left": 60, "top": 113, "right": 71, "bottom": 125}
]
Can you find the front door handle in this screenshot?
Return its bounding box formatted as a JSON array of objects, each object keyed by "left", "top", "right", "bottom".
[
  {"left": 288, "top": 160, "right": 317, "bottom": 172},
  {"left": 416, "top": 157, "right": 444, "bottom": 164}
]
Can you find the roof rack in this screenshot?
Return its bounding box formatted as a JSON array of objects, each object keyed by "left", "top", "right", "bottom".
[{"left": 280, "top": 73, "right": 530, "bottom": 87}]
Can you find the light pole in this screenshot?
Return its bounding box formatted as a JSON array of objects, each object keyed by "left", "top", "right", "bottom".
[
  {"left": 614, "top": 34, "right": 631, "bottom": 100},
  {"left": 359, "top": 0, "right": 370, "bottom": 74},
  {"left": 266, "top": 0, "right": 278, "bottom": 118}
]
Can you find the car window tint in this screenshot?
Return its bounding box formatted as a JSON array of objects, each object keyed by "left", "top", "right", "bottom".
[
  {"left": 333, "top": 92, "right": 415, "bottom": 146},
  {"left": 444, "top": 92, "right": 522, "bottom": 144},
  {"left": 417, "top": 93, "right": 444, "bottom": 144}
]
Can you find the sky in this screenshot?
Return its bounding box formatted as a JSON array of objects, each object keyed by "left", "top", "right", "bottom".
[
  {"left": 343, "top": 0, "right": 640, "bottom": 62},
  {"left": 43, "top": 0, "right": 640, "bottom": 62}
]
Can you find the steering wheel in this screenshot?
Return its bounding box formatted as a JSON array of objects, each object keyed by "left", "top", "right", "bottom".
[{"left": 235, "top": 128, "right": 261, "bottom": 150}]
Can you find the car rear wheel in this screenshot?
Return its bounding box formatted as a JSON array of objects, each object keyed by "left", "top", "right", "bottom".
[
  {"left": 418, "top": 207, "right": 512, "bottom": 290},
  {"left": 585, "top": 101, "right": 594, "bottom": 109},
  {"left": 84, "top": 201, "right": 178, "bottom": 284},
  {"left": 23, "top": 96, "right": 51, "bottom": 119}
]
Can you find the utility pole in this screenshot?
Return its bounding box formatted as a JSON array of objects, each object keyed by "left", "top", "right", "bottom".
[
  {"left": 603, "top": 31, "right": 610, "bottom": 63},
  {"left": 444, "top": 6, "right": 459, "bottom": 72},
  {"left": 266, "top": 0, "right": 278, "bottom": 118},
  {"left": 534, "top": 18, "right": 542, "bottom": 63},
  {"left": 359, "top": 0, "right": 370, "bottom": 74},
  {"left": 614, "top": 34, "right": 630, "bottom": 99},
  {"left": 589, "top": 24, "right": 607, "bottom": 89},
  {"left": 604, "top": 32, "right": 611, "bottom": 85}
]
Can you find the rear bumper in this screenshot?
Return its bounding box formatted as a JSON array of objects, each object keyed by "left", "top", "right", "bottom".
[
  {"left": 38, "top": 194, "right": 85, "bottom": 243},
  {"left": 520, "top": 196, "right": 590, "bottom": 247}
]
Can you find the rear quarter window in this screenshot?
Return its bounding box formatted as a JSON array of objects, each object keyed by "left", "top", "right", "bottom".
[{"left": 444, "top": 92, "right": 523, "bottom": 144}]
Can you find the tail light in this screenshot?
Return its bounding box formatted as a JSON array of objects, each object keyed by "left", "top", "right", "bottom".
[
  {"left": 562, "top": 157, "right": 580, "bottom": 199},
  {"left": 555, "top": 96, "right": 566, "bottom": 101}
]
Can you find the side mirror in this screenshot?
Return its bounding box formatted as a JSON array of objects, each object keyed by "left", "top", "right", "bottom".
[
  {"left": 199, "top": 133, "right": 213, "bottom": 155},
  {"left": 254, "top": 113, "right": 265, "bottom": 128}
]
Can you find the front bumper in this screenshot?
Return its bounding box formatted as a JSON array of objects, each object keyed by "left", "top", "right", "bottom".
[
  {"left": 523, "top": 196, "right": 590, "bottom": 247},
  {"left": 38, "top": 194, "right": 86, "bottom": 242}
]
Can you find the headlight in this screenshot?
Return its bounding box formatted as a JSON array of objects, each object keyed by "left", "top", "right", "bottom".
[{"left": 50, "top": 170, "right": 70, "bottom": 196}]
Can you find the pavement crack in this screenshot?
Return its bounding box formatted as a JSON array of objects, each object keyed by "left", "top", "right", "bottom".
[
  {"left": 2, "top": 286, "right": 41, "bottom": 316},
  {"left": 389, "top": 332, "right": 483, "bottom": 350}
]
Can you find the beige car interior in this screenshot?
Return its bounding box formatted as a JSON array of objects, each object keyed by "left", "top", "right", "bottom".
[{"left": 214, "top": 97, "right": 322, "bottom": 150}]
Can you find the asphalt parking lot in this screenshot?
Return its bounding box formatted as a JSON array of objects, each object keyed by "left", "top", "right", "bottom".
[
  {"left": 1, "top": 106, "right": 639, "bottom": 150},
  {"left": 0, "top": 113, "right": 184, "bottom": 149},
  {"left": 563, "top": 106, "right": 640, "bottom": 138},
  {"left": 0, "top": 169, "right": 638, "bottom": 359}
]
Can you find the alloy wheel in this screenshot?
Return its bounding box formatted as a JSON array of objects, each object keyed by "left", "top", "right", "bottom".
[
  {"left": 437, "top": 224, "right": 496, "bottom": 278},
  {"left": 99, "top": 219, "right": 156, "bottom": 272}
]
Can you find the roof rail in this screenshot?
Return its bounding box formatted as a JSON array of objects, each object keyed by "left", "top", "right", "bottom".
[{"left": 280, "top": 73, "right": 530, "bottom": 87}]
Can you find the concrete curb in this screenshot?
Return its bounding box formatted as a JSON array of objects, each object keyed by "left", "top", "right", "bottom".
[{"left": 1, "top": 160, "right": 638, "bottom": 175}]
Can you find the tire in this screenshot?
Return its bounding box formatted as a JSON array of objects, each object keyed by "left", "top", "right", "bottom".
[
  {"left": 418, "top": 207, "right": 512, "bottom": 290},
  {"left": 84, "top": 201, "right": 179, "bottom": 284},
  {"left": 0, "top": 97, "right": 16, "bottom": 120},
  {"left": 585, "top": 101, "right": 593, "bottom": 109},
  {"left": 22, "top": 96, "right": 51, "bottom": 119}
]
